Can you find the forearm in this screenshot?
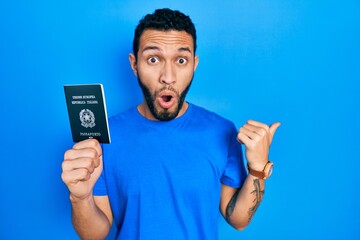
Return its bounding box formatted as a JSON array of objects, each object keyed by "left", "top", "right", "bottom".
[
  {"left": 71, "top": 195, "right": 111, "bottom": 239},
  {"left": 226, "top": 174, "right": 265, "bottom": 230}
]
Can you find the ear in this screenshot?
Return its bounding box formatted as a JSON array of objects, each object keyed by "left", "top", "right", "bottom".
[
  {"left": 194, "top": 55, "right": 199, "bottom": 72},
  {"left": 129, "top": 53, "right": 138, "bottom": 76}
]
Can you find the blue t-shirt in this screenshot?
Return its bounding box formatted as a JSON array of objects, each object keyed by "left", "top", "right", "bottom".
[{"left": 94, "top": 103, "right": 247, "bottom": 240}]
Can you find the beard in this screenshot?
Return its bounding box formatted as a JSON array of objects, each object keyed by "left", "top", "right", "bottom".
[{"left": 137, "top": 76, "right": 193, "bottom": 121}]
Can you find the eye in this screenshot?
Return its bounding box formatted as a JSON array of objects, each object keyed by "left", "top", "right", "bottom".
[
  {"left": 177, "top": 58, "right": 187, "bottom": 64},
  {"left": 147, "top": 57, "right": 159, "bottom": 64}
]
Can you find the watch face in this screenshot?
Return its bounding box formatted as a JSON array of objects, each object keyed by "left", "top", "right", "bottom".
[
  {"left": 268, "top": 165, "right": 273, "bottom": 177},
  {"left": 264, "top": 162, "right": 274, "bottom": 179}
]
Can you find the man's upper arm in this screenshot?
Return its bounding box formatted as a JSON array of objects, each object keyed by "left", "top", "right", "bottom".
[{"left": 94, "top": 195, "right": 113, "bottom": 226}]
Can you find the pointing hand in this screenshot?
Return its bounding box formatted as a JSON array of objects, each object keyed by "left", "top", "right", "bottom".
[{"left": 237, "top": 120, "right": 280, "bottom": 171}]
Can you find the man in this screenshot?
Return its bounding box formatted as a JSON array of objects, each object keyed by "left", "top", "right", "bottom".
[{"left": 62, "top": 8, "right": 280, "bottom": 240}]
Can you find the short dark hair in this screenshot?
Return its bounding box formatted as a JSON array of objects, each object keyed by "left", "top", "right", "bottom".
[{"left": 133, "top": 8, "right": 197, "bottom": 59}]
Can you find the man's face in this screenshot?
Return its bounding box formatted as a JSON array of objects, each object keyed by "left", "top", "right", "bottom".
[{"left": 129, "top": 30, "right": 199, "bottom": 121}]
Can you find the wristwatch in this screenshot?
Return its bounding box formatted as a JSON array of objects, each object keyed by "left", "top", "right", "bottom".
[{"left": 247, "top": 161, "right": 274, "bottom": 180}]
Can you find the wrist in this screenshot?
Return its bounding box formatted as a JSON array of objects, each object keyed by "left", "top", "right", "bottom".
[
  {"left": 69, "top": 193, "right": 93, "bottom": 204},
  {"left": 247, "top": 161, "right": 274, "bottom": 180},
  {"left": 247, "top": 160, "right": 268, "bottom": 172}
]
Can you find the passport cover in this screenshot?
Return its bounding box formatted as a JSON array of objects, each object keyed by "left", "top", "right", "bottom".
[{"left": 64, "top": 84, "right": 111, "bottom": 143}]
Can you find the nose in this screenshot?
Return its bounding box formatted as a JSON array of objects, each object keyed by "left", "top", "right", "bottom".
[{"left": 160, "top": 62, "right": 176, "bottom": 85}]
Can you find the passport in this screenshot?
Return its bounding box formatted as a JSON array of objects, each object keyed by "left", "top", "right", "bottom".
[{"left": 64, "top": 84, "right": 111, "bottom": 143}]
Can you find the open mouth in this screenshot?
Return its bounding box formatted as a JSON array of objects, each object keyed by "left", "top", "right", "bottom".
[
  {"left": 162, "top": 95, "right": 173, "bottom": 102},
  {"left": 158, "top": 91, "right": 176, "bottom": 109}
]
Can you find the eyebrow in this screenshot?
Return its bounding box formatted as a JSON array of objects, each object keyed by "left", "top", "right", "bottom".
[
  {"left": 142, "top": 46, "right": 160, "bottom": 53},
  {"left": 141, "top": 46, "right": 193, "bottom": 54},
  {"left": 178, "top": 47, "right": 193, "bottom": 54}
]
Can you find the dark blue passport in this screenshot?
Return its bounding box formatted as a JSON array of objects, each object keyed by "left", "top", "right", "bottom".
[{"left": 64, "top": 84, "right": 111, "bottom": 143}]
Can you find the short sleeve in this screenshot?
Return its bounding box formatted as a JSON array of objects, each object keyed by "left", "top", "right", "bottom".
[{"left": 220, "top": 128, "right": 247, "bottom": 188}]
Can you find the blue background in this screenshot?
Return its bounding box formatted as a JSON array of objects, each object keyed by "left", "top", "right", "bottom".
[{"left": 1, "top": 0, "right": 359, "bottom": 239}]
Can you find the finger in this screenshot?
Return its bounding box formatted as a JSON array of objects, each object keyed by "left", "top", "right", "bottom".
[
  {"left": 237, "top": 131, "right": 252, "bottom": 146},
  {"left": 243, "top": 124, "right": 266, "bottom": 137},
  {"left": 269, "top": 122, "right": 281, "bottom": 142},
  {"left": 61, "top": 168, "right": 91, "bottom": 184},
  {"left": 64, "top": 148, "right": 100, "bottom": 168},
  {"left": 239, "top": 126, "right": 259, "bottom": 140},
  {"left": 65, "top": 148, "right": 98, "bottom": 159},
  {"left": 62, "top": 157, "right": 96, "bottom": 174},
  {"left": 247, "top": 120, "right": 269, "bottom": 130},
  {"left": 73, "top": 139, "right": 102, "bottom": 157}
]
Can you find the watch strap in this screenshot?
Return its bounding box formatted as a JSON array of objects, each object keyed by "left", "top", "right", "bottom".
[{"left": 247, "top": 161, "right": 272, "bottom": 179}]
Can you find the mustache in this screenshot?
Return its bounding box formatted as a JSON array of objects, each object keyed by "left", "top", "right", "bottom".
[{"left": 157, "top": 85, "right": 179, "bottom": 97}]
